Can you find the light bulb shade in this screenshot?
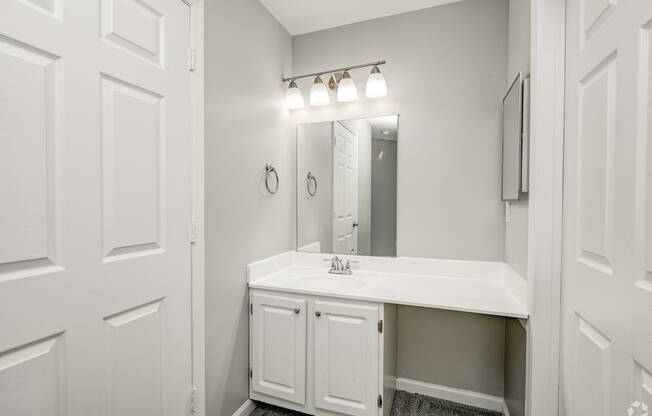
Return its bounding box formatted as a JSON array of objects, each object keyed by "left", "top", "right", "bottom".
[
  {"left": 285, "top": 80, "right": 304, "bottom": 109},
  {"left": 309, "top": 76, "right": 330, "bottom": 106},
  {"left": 337, "top": 71, "right": 358, "bottom": 102},
  {"left": 365, "top": 66, "right": 387, "bottom": 98}
]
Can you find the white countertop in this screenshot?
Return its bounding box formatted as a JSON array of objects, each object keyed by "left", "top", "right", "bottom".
[{"left": 247, "top": 251, "right": 528, "bottom": 319}]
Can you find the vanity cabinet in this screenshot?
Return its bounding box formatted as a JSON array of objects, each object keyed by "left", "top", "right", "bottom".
[
  {"left": 249, "top": 289, "right": 396, "bottom": 416},
  {"left": 250, "top": 292, "right": 306, "bottom": 404}
]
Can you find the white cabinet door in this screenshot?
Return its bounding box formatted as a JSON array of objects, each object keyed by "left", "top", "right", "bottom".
[
  {"left": 314, "top": 300, "right": 379, "bottom": 416},
  {"left": 251, "top": 292, "right": 307, "bottom": 405}
]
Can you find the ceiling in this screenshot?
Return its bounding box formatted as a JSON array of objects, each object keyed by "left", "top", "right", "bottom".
[
  {"left": 259, "top": 0, "right": 462, "bottom": 35},
  {"left": 368, "top": 116, "right": 399, "bottom": 140}
]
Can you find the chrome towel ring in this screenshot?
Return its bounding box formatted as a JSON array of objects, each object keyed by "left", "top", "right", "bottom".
[
  {"left": 306, "top": 172, "right": 317, "bottom": 197},
  {"left": 265, "top": 163, "right": 279, "bottom": 194}
]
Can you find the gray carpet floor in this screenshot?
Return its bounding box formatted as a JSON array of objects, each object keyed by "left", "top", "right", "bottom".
[{"left": 250, "top": 391, "right": 502, "bottom": 416}]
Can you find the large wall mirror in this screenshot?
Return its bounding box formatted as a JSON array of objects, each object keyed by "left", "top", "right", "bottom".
[{"left": 297, "top": 116, "right": 398, "bottom": 257}]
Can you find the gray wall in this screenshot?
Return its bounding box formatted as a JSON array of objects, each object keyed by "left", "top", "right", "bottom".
[
  {"left": 297, "top": 122, "right": 333, "bottom": 252},
  {"left": 291, "top": 0, "right": 509, "bottom": 397},
  {"left": 397, "top": 307, "right": 506, "bottom": 396},
  {"left": 292, "top": 0, "right": 508, "bottom": 262},
  {"left": 371, "top": 139, "right": 397, "bottom": 257},
  {"left": 204, "top": 1, "right": 294, "bottom": 415},
  {"left": 504, "top": 0, "right": 531, "bottom": 279},
  {"left": 504, "top": 319, "right": 527, "bottom": 416},
  {"left": 503, "top": 2, "right": 530, "bottom": 414}
]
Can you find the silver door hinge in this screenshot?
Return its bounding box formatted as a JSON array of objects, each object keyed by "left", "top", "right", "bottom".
[
  {"left": 191, "top": 386, "right": 198, "bottom": 413},
  {"left": 378, "top": 394, "right": 383, "bottom": 408},
  {"left": 249, "top": 368, "right": 253, "bottom": 378},
  {"left": 378, "top": 320, "right": 383, "bottom": 333},
  {"left": 250, "top": 304, "right": 253, "bottom": 315},
  {"left": 189, "top": 218, "right": 197, "bottom": 244},
  {"left": 189, "top": 48, "right": 196, "bottom": 71}
]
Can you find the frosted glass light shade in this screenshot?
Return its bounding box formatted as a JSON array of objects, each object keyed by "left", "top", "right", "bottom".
[
  {"left": 337, "top": 71, "right": 358, "bottom": 102},
  {"left": 285, "top": 80, "right": 304, "bottom": 109},
  {"left": 365, "top": 66, "right": 387, "bottom": 98},
  {"left": 309, "top": 76, "right": 329, "bottom": 106}
]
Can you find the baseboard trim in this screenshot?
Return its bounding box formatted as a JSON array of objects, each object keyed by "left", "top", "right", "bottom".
[
  {"left": 395, "top": 377, "right": 506, "bottom": 413},
  {"left": 232, "top": 399, "right": 256, "bottom": 416}
]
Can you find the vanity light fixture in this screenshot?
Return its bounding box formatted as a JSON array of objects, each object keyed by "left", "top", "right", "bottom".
[
  {"left": 285, "top": 80, "right": 304, "bottom": 109},
  {"left": 309, "top": 76, "right": 330, "bottom": 106},
  {"left": 365, "top": 65, "right": 387, "bottom": 98},
  {"left": 283, "top": 60, "right": 387, "bottom": 109},
  {"left": 336, "top": 71, "right": 358, "bottom": 102}
]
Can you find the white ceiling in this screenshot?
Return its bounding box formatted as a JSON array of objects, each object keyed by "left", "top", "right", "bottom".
[
  {"left": 368, "top": 115, "right": 399, "bottom": 140},
  {"left": 259, "top": 0, "right": 462, "bottom": 35}
]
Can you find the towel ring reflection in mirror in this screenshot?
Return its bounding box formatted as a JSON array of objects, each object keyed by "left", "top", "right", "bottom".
[
  {"left": 265, "top": 163, "right": 279, "bottom": 194},
  {"left": 306, "top": 172, "right": 317, "bottom": 197}
]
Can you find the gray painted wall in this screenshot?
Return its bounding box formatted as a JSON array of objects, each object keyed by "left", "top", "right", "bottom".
[
  {"left": 503, "top": 2, "right": 530, "bottom": 414},
  {"left": 204, "top": 1, "right": 294, "bottom": 415},
  {"left": 371, "top": 139, "right": 397, "bottom": 257},
  {"left": 291, "top": 0, "right": 508, "bottom": 261},
  {"left": 353, "top": 120, "right": 373, "bottom": 256},
  {"left": 504, "top": 0, "right": 531, "bottom": 279},
  {"left": 397, "top": 307, "right": 506, "bottom": 396},
  {"left": 297, "top": 122, "right": 333, "bottom": 252},
  {"left": 504, "top": 319, "right": 527, "bottom": 416},
  {"left": 292, "top": 0, "right": 510, "bottom": 397}
]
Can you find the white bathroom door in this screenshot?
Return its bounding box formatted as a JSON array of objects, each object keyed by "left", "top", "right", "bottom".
[
  {"left": 332, "top": 122, "right": 358, "bottom": 255},
  {"left": 562, "top": 1, "right": 652, "bottom": 415},
  {"left": 0, "top": 0, "right": 193, "bottom": 415}
]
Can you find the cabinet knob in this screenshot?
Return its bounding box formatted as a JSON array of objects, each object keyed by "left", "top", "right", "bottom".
[
  {"left": 315, "top": 311, "right": 321, "bottom": 317},
  {"left": 293, "top": 308, "right": 300, "bottom": 314}
]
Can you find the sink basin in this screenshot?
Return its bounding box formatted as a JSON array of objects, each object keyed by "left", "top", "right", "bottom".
[{"left": 291, "top": 274, "right": 366, "bottom": 291}]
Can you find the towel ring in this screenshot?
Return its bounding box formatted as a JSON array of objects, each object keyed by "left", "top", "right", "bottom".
[
  {"left": 306, "top": 172, "right": 317, "bottom": 197},
  {"left": 265, "top": 163, "right": 279, "bottom": 194}
]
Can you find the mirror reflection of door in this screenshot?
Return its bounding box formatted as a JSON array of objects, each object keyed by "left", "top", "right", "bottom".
[{"left": 332, "top": 122, "right": 358, "bottom": 255}]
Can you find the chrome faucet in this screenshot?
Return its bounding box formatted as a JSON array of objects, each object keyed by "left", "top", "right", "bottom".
[{"left": 324, "top": 256, "right": 354, "bottom": 275}]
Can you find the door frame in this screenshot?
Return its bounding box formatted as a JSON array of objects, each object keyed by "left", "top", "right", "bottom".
[
  {"left": 527, "top": 0, "right": 565, "bottom": 415},
  {"left": 183, "top": 0, "right": 206, "bottom": 415}
]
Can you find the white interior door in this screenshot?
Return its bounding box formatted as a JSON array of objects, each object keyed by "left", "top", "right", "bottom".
[
  {"left": 332, "top": 122, "right": 358, "bottom": 255},
  {"left": 0, "top": 0, "right": 193, "bottom": 415},
  {"left": 562, "top": 1, "right": 652, "bottom": 414},
  {"left": 250, "top": 292, "right": 307, "bottom": 405},
  {"left": 313, "top": 300, "right": 379, "bottom": 416}
]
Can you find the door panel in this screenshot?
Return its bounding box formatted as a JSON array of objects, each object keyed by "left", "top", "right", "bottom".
[
  {"left": 333, "top": 122, "right": 358, "bottom": 255},
  {"left": 314, "top": 300, "right": 379, "bottom": 416},
  {"left": 0, "top": 0, "right": 192, "bottom": 414},
  {"left": 251, "top": 292, "right": 307, "bottom": 405},
  {"left": 562, "top": 1, "right": 652, "bottom": 414}
]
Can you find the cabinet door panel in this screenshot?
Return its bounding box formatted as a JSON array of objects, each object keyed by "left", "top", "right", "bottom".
[
  {"left": 314, "top": 300, "right": 379, "bottom": 416},
  {"left": 251, "top": 292, "right": 306, "bottom": 404}
]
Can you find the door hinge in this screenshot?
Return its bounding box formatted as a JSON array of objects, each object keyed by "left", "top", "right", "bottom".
[
  {"left": 189, "top": 218, "right": 197, "bottom": 244},
  {"left": 189, "top": 48, "right": 196, "bottom": 71},
  {"left": 190, "top": 386, "right": 198, "bottom": 413},
  {"left": 377, "top": 394, "right": 383, "bottom": 408},
  {"left": 249, "top": 368, "right": 253, "bottom": 378},
  {"left": 378, "top": 320, "right": 383, "bottom": 333},
  {"left": 250, "top": 304, "right": 253, "bottom": 315}
]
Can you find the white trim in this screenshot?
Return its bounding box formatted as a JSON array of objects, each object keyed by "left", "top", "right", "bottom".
[
  {"left": 189, "top": 2, "right": 205, "bottom": 416},
  {"left": 395, "top": 377, "right": 505, "bottom": 413},
  {"left": 231, "top": 399, "right": 257, "bottom": 416},
  {"left": 527, "top": 0, "right": 565, "bottom": 415}
]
